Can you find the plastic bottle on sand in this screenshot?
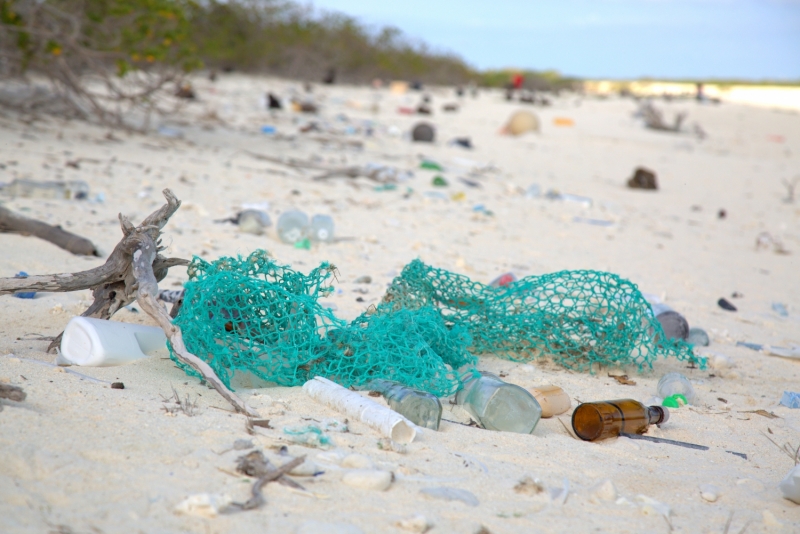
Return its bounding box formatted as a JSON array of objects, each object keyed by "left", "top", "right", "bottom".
[{"left": 277, "top": 210, "right": 309, "bottom": 244}]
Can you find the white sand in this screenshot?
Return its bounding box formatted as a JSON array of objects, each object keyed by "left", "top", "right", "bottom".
[{"left": 1, "top": 74, "right": 799, "bottom": 533}]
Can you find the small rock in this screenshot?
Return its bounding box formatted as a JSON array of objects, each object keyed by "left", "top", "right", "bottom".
[
  {"left": 290, "top": 460, "right": 321, "bottom": 477},
  {"left": 412, "top": 123, "right": 435, "bottom": 143},
  {"left": 590, "top": 479, "right": 618, "bottom": 502},
  {"left": 174, "top": 493, "right": 232, "bottom": 518},
  {"left": 420, "top": 487, "right": 479, "bottom": 507},
  {"left": 354, "top": 275, "right": 372, "bottom": 284},
  {"left": 341, "top": 454, "right": 374, "bottom": 469},
  {"left": 635, "top": 495, "right": 670, "bottom": 519},
  {"left": 687, "top": 327, "right": 710, "bottom": 346},
  {"left": 627, "top": 167, "right": 658, "bottom": 190},
  {"left": 698, "top": 484, "right": 720, "bottom": 502},
  {"left": 718, "top": 298, "right": 737, "bottom": 312},
  {"left": 232, "top": 439, "right": 254, "bottom": 450},
  {"left": 395, "top": 514, "right": 433, "bottom": 533},
  {"left": 296, "top": 521, "right": 364, "bottom": 534},
  {"left": 342, "top": 469, "right": 392, "bottom": 491}
]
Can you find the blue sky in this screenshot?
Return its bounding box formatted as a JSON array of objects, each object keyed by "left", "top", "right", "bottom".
[{"left": 308, "top": 0, "right": 800, "bottom": 79}]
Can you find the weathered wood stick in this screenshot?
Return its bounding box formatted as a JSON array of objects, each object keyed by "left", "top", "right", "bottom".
[
  {"left": 130, "top": 231, "right": 259, "bottom": 418},
  {"left": 0, "top": 205, "right": 98, "bottom": 256}
]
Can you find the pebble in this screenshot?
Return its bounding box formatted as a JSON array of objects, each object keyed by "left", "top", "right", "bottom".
[
  {"left": 698, "top": 484, "right": 720, "bottom": 502},
  {"left": 174, "top": 493, "right": 232, "bottom": 518},
  {"left": 290, "top": 460, "right": 321, "bottom": 477},
  {"left": 296, "top": 521, "right": 364, "bottom": 534},
  {"left": 341, "top": 453, "right": 374, "bottom": 469},
  {"left": 687, "top": 327, "right": 710, "bottom": 346},
  {"left": 717, "top": 298, "right": 737, "bottom": 312},
  {"left": 354, "top": 275, "right": 372, "bottom": 284},
  {"left": 342, "top": 469, "right": 392, "bottom": 491},
  {"left": 395, "top": 514, "right": 433, "bottom": 533},
  {"left": 420, "top": 486, "right": 479, "bottom": 507},
  {"left": 590, "top": 479, "right": 618, "bottom": 502}
]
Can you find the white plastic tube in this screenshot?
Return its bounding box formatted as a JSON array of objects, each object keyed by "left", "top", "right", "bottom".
[
  {"left": 59, "top": 316, "right": 167, "bottom": 366},
  {"left": 302, "top": 376, "right": 417, "bottom": 444}
]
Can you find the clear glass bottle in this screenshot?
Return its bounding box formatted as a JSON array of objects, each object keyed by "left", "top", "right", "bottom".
[
  {"left": 367, "top": 379, "right": 442, "bottom": 430},
  {"left": 455, "top": 372, "right": 541, "bottom": 434},
  {"left": 276, "top": 210, "right": 309, "bottom": 244},
  {"left": 657, "top": 372, "right": 697, "bottom": 404},
  {"left": 572, "top": 399, "right": 669, "bottom": 442},
  {"left": 309, "top": 214, "right": 335, "bottom": 242}
]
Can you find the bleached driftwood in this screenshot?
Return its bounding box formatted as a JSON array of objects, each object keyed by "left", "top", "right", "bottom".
[{"left": 0, "top": 189, "right": 259, "bottom": 417}]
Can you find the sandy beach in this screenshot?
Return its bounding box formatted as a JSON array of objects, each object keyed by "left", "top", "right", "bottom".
[{"left": 1, "top": 74, "right": 799, "bottom": 533}]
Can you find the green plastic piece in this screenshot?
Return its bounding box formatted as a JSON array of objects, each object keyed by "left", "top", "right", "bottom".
[
  {"left": 662, "top": 394, "right": 688, "bottom": 408},
  {"left": 373, "top": 184, "right": 397, "bottom": 192},
  {"left": 169, "top": 252, "right": 704, "bottom": 397},
  {"left": 294, "top": 238, "right": 311, "bottom": 250},
  {"left": 432, "top": 176, "right": 448, "bottom": 187},
  {"left": 420, "top": 160, "right": 443, "bottom": 171}
]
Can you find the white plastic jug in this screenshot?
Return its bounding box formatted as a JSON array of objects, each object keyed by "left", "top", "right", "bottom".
[{"left": 59, "top": 316, "right": 167, "bottom": 366}]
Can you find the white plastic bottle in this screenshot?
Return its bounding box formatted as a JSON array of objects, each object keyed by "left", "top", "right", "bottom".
[
  {"left": 276, "top": 210, "right": 309, "bottom": 243},
  {"left": 309, "top": 214, "right": 335, "bottom": 242},
  {"left": 657, "top": 372, "right": 697, "bottom": 404}
]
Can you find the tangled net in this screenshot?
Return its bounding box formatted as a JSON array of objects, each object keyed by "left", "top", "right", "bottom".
[{"left": 170, "top": 251, "right": 702, "bottom": 396}]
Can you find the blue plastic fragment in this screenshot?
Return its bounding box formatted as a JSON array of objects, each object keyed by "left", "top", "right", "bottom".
[
  {"left": 13, "top": 271, "right": 36, "bottom": 299},
  {"left": 780, "top": 391, "right": 800, "bottom": 409}
]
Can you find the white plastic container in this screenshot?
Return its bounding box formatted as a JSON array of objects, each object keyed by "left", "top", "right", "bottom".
[{"left": 59, "top": 316, "right": 167, "bottom": 366}]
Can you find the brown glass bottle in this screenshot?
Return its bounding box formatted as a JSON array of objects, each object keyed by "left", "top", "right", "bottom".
[{"left": 571, "top": 399, "right": 669, "bottom": 442}]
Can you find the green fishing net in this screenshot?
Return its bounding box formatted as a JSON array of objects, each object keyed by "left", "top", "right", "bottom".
[{"left": 170, "top": 251, "right": 702, "bottom": 397}]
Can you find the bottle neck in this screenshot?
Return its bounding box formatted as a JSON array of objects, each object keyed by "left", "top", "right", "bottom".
[{"left": 646, "top": 405, "right": 668, "bottom": 425}]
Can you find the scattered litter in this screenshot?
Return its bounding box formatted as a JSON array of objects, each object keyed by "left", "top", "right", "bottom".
[
  {"left": 780, "top": 391, "right": 800, "bottom": 409},
  {"left": 657, "top": 373, "right": 696, "bottom": 404},
  {"left": 772, "top": 302, "right": 789, "bottom": 317},
  {"left": 157, "top": 126, "right": 184, "bottom": 138},
  {"left": 450, "top": 137, "right": 472, "bottom": 149},
  {"left": 717, "top": 298, "right": 737, "bottom": 312},
  {"left": 174, "top": 493, "right": 232, "bottom": 518},
  {"left": 1, "top": 178, "right": 89, "bottom": 200},
  {"left": 661, "top": 394, "right": 688, "bottom": 408},
  {"left": 354, "top": 275, "right": 372, "bottom": 284},
  {"left": 780, "top": 465, "right": 800, "bottom": 504},
  {"left": 12, "top": 272, "right": 35, "bottom": 299},
  {"left": 432, "top": 176, "right": 448, "bottom": 187},
  {"left": 530, "top": 385, "right": 571, "bottom": 418},
  {"left": 572, "top": 400, "right": 668, "bottom": 441},
  {"left": 303, "top": 377, "right": 418, "bottom": 444},
  {"left": 260, "top": 125, "right": 277, "bottom": 135},
  {"left": 489, "top": 272, "right": 517, "bottom": 287},
  {"left": 110, "top": 382, "right": 124, "bottom": 389},
  {"left": 514, "top": 475, "right": 546, "bottom": 495},
  {"left": 553, "top": 117, "right": 574, "bottom": 127},
  {"left": 367, "top": 379, "right": 442, "bottom": 430},
  {"left": 420, "top": 487, "right": 479, "bottom": 507},
  {"left": 283, "top": 424, "right": 334, "bottom": 449},
  {"left": 687, "top": 327, "right": 710, "bottom": 346},
  {"left": 59, "top": 316, "right": 166, "bottom": 367},
  {"left": 573, "top": 216, "right": 613, "bottom": 227},
  {"left": 456, "top": 371, "right": 541, "bottom": 433},
  {"left": 626, "top": 167, "right": 658, "bottom": 190},
  {"left": 237, "top": 210, "right": 272, "bottom": 235},
  {"left": 420, "top": 160, "right": 443, "bottom": 171}
]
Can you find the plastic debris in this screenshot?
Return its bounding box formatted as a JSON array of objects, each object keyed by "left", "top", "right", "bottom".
[
  {"left": 780, "top": 465, "right": 800, "bottom": 504},
  {"left": 772, "top": 302, "right": 789, "bottom": 317},
  {"left": 420, "top": 487, "right": 479, "bottom": 507},
  {"left": 283, "top": 424, "right": 334, "bottom": 449},
  {"left": 13, "top": 271, "right": 35, "bottom": 299},
  {"left": 174, "top": 493, "right": 232, "bottom": 518},
  {"left": 779, "top": 391, "right": 800, "bottom": 409}
]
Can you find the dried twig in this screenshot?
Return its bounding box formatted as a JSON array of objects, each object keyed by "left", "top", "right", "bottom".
[
  {"left": 0, "top": 205, "right": 98, "bottom": 256},
  {"left": 232, "top": 451, "right": 306, "bottom": 510},
  {"left": 161, "top": 386, "right": 198, "bottom": 416}
]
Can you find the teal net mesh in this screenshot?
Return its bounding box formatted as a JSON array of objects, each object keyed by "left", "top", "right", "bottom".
[{"left": 170, "top": 251, "right": 702, "bottom": 397}]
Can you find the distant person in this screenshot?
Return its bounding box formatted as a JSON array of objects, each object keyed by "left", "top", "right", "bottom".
[
  {"left": 695, "top": 83, "right": 705, "bottom": 102},
  {"left": 512, "top": 73, "right": 524, "bottom": 90},
  {"left": 267, "top": 92, "right": 282, "bottom": 110}
]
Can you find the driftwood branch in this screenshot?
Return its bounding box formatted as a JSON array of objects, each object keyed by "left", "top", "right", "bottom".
[
  {"left": 0, "top": 205, "right": 98, "bottom": 256},
  {"left": 0, "top": 189, "right": 188, "bottom": 352},
  {"left": 130, "top": 232, "right": 259, "bottom": 417},
  {"left": 0, "top": 189, "right": 258, "bottom": 417},
  {"left": 233, "top": 451, "right": 306, "bottom": 510}
]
